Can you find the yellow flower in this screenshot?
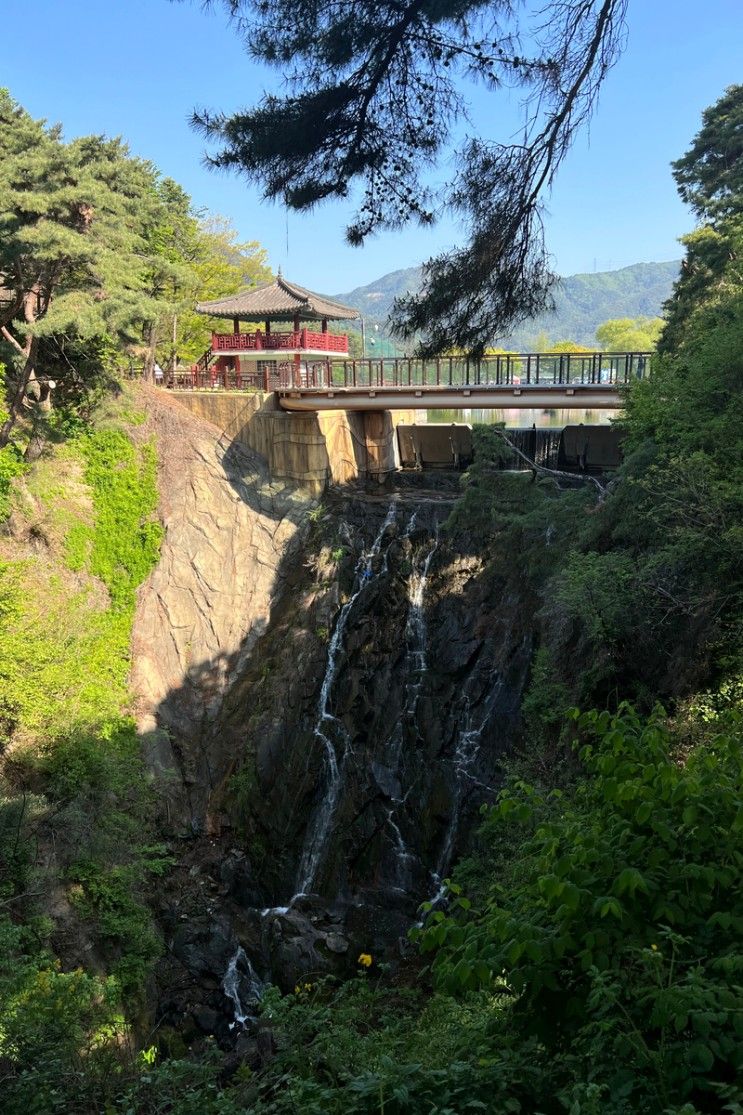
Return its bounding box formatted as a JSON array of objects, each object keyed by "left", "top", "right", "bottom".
[
  {"left": 357, "top": 953, "right": 373, "bottom": 968},
  {"left": 651, "top": 944, "right": 658, "bottom": 951}
]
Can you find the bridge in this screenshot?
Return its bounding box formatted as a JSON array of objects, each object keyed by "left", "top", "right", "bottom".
[
  {"left": 169, "top": 351, "right": 649, "bottom": 411},
  {"left": 168, "top": 350, "right": 649, "bottom": 494}
]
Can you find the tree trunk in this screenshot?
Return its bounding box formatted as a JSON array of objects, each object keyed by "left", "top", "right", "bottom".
[
  {"left": 170, "top": 312, "right": 178, "bottom": 373},
  {"left": 0, "top": 334, "right": 38, "bottom": 449},
  {"left": 143, "top": 321, "right": 158, "bottom": 383}
]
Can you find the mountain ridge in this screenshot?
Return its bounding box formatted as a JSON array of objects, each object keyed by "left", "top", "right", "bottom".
[{"left": 334, "top": 260, "right": 680, "bottom": 348}]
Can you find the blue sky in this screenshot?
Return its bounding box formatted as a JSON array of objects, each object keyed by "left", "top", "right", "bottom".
[{"left": 3, "top": 0, "right": 741, "bottom": 293}]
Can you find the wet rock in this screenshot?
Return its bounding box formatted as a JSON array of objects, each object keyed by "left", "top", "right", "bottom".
[
  {"left": 149, "top": 490, "right": 538, "bottom": 1008},
  {"left": 219, "top": 853, "right": 264, "bottom": 906},
  {"left": 172, "top": 918, "right": 235, "bottom": 979},
  {"left": 324, "top": 933, "right": 349, "bottom": 954},
  {"left": 194, "top": 1007, "right": 220, "bottom": 1034},
  {"left": 371, "top": 760, "right": 401, "bottom": 800}
]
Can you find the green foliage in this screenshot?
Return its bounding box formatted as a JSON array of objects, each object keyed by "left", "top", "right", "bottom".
[
  {"left": 0, "top": 89, "right": 171, "bottom": 436},
  {"left": 0, "top": 409, "right": 165, "bottom": 1107},
  {"left": 595, "top": 315, "right": 663, "bottom": 351},
  {"left": 419, "top": 705, "right": 743, "bottom": 1111},
  {"left": 238, "top": 976, "right": 532, "bottom": 1114},
  {"left": 66, "top": 428, "right": 162, "bottom": 611},
  {"left": 549, "top": 339, "right": 592, "bottom": 352},
  {"left": 0, "top": 441, "right": 26, "bottom": 518},
  {"left": 175, "top": 213, "right": 273, "bottom": 364},
  {"left": 672, "top": 83, "right": 743, "bottom": 221},
  {"left": 67, "top": 860, "right": 162, "bottom": 996},
  {"left": 0, "top": 960, "right": 128, "bottom": 1115},
  {"left": 521, "top": 645, "right": 574, "bottom": 742},
  {"left": 0, "top": 89, "right": 274, "bottom": 437},
  {"left": 660, "top": 84, "right": 743, "bottom": 352}
]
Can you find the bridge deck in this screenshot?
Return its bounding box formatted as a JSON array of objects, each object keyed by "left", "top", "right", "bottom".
[{"left": 277, "top": 383, "right": 624, "bottom": 411}]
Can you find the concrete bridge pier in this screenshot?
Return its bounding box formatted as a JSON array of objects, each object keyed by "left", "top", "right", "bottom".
[{"left": 359, "top": 410, "right": 397, "bottom": 482}]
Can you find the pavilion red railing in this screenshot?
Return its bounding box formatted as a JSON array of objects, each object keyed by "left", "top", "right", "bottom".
[{"left": 211, "top": 329, "right": 349, "bottom": 353}]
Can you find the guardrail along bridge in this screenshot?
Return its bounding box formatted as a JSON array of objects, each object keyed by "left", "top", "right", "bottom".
[{"left": 169, "top": 351, "right": 649, "bottom": 411}]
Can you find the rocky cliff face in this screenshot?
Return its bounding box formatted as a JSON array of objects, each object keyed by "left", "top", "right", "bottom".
[
  {"left": 133, "top": 403, "right": 538, "bottom": 1041},
  {"left": 131, "top": 388, "right": 313, "bottom": 832}
]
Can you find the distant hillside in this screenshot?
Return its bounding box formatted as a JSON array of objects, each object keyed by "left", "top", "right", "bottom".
[{"left": 335, "top": 260, "right": 680, "bottom": 348}]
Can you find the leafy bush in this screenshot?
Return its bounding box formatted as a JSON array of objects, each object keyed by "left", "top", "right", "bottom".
[
  {"left": 0, "top": 443, "right": 26, "bottom": 519},
  {"left": 420, "top": 705, "right": 743, "bottom": 1111},
  {"left": 0, "top": 413, "right": 166, "bottom": 1108}
]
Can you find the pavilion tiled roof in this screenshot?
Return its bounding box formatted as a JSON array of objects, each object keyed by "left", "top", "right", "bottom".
[{"left": 195, "top": 275, "right": 359, "bottom": 322}]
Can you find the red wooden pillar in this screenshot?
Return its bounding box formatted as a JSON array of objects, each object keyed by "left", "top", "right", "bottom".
[
  {"left": 294, "top": 352, "right": 301, "bottom": 388},
  {"left": 231, "top": 318, "right": 239, "bottom": 389}
]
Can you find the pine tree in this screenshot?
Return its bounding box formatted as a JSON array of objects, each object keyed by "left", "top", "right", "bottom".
[
  {"left": 660, "top": 84, "right": 743, "bottom": 353},
  {"left": 188, "top": 0, "right": 627, "bottom": 354},
  {"left": 0, "top": 90, "right": 160, "bottom": 443}
]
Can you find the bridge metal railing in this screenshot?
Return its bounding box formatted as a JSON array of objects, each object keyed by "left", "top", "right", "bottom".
[
  {"left": 162, "top": 351, "right": 651, "bottom": 393},
  {"left": 316, "top": 351, "right": 651, "bottom": 390}
]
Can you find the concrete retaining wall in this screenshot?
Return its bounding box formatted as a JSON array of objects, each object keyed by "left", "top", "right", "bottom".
[{"left": 169, "top": 391, "right": 411, "bottom": 493}]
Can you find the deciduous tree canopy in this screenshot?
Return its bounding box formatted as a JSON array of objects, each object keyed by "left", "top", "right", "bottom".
[
  {"left": 595, "top": 316, "right": 663, "bottom": 351},
  {"left": 190, "top": 0, "right": 628, "bottom": 355}
]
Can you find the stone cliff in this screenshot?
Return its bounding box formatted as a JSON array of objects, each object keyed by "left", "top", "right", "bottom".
[
  {"left": 131, "top": 397, "right": 539, "bottom": 1044},
  {"left": 131, "top": 387, "right": 314, "bottom": 831}
]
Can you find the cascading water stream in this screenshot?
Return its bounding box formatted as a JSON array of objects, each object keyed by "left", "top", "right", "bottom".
[
  {"left": 384, "top": 520, "right": 440, "bottom": 888},
  {"left": 387, "top": 521, "right": 438, "bottom": 771},
  {"left": 404, "top": 525, "right": 438, "bottom": 720},
  {"left": 222, "top": 946, "right": 265, "bottom": 1029},
  {"left": 293, "top": 502, "right": 397, "bottom": 899},
  {"left": 427, "top": 683, "right": 501, "bottom": 906}
]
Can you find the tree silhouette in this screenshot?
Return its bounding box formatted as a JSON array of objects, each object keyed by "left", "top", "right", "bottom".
[{"left": 190, "top": 0, "right": 628, "bottom": 354}]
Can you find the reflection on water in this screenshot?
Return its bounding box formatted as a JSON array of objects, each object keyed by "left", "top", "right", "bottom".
[{"left": 425, "top": 408, "right": 619, "bottom": 427}]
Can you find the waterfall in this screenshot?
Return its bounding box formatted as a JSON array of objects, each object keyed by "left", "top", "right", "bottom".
[
  {"left": 385, "top": 519, "right": 439, "bottom": 888},
  {"left": 387, "top": 522, "right": 438, "bottom": 773},
  {"left": 431, "top": 685, "right": 500, "bottom": 892},
  {"left": 404, "top": 526, "right": 438, "bottom": 720},
  {"left": 501, "top": 427, "right": 562, "bottom": 470},
  {"left": 294, "top": 502, "right": 397, "bottom": 899},
  {"left": 223, "top": 946, "right": 264, "bottom": 1029},
  {"left": 386, "top": 808, "right": 417, "bottom": 891}
]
